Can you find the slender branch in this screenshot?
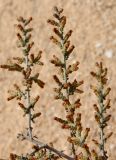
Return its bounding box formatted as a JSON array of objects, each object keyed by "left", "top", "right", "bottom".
[
  {"left": 59, "top": 18, "right": 76, "bottom": 159},
  {"left": 25, "top": 56, "right": 32, "bottom": 139},
  {"left": 20, "top": 133, "right": 74, "bottom": 160},
  {"left": 98, "top": 82, "right": 107, "bottom": 159}
]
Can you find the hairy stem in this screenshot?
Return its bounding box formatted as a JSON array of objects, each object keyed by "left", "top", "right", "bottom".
[
  {"left": 25, "top": 55, "right": 32, "bottom": 139},
  {"left": 60, "top": 25, "right": 76, "bottom": 158},
  {"left": 98, "top": 84, "right": 107, "bottom": 159}
]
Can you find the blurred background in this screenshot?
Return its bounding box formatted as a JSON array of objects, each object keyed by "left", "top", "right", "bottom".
[{"left": 0, "top": 0, "right": 116, "bottom": 159}]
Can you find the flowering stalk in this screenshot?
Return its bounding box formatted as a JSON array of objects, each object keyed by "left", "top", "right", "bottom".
[
  {"left": 91, "top": 62, "right": 112, "bottom": 159},
  {"left": 0, "top": 17, "right": 45, "bottom": 140},
  {"left": 48, "top": 6, "right": 90, "bottom": 159},
  {"left": 1, "top": 16, "right": 75, "bottom": 160}
]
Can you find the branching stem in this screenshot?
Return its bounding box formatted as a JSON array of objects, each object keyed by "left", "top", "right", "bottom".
[{"left": 21, "top": 134, "right": 74, "bottom": 160}]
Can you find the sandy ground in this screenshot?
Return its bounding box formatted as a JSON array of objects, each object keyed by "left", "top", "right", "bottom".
[{"left": 0, "top": 0, "right": 116, "bottom": 159}]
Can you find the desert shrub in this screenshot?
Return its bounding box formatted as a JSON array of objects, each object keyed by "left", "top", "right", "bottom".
[{"left": 0, "top": 6, "right": 112, "bottom": 160}]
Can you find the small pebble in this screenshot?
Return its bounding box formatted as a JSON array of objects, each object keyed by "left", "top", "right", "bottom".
[{"left": 104, "top": 49, "right": 113, "bottom": 58}]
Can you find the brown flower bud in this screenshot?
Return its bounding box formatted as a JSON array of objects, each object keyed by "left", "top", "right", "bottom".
[
  {"left": 65, "top": 40, "right": 70, "bottom": 50},
  {"left": 54, "top": 117, "right": 67, "bottom": 125},
  {"left": 17, "top": 33, "right": 23, "bottom": 41},
  {"left": 104, "top": 115, "right": 111, "bottom": 123},
  {"left": 25, "top": 28, "right": 33, "bottom": 33},
  {"left": 60, "top": 16, "right": 66, "bottom": 29},
  {"left": 93, "top": 104, "right": 99, "bottom": 112},
  {"left": 82, "top": 128, "right": 90, "bottom": 142},
  {"left": 95, "top": 114, "right": 100, "bottom": 124},
  {"left": 50, "top": 55, "right": 63, "bottom": 67},
  {"left": 47, "top": 19, "right": 59, "bottom": 26},
  {"left": 62, "top": 99, "right": 70, "bottom": 106},
  {"left": 66, "top": 113, "right": 74, "bottom": 122},
  {"left": 17, "top": 24, "right": 24, "bottom": 32},
  {"left": 105, "top": 99, "right": 111, "bottom": 110},
  {"left": 24, "top": 17, "right": 33, "bottom": 26},
  {"left": 18, "top": 102, "right": 26, "bottom": 111},
  {"left": 53, "top": 13, "right": 60, "bottom": 20},
  {"left": 10, "top": 153, "right": 17, "bottom": 160},
  {"left": 53, "top": 28, "right": 62, "bottom": 39},
  {"left": 17, "top": 16, "right": 25, "bottom": 22},
  {"left": 64, "top": 30, "right": 73, "bottom": 43},
  {"left": 13, "top": 57, "right": 24, "bottom": 64},
  {"left": 50, "top": 36, "right": 61, "bottom": 47},
  {"left": 31, "top": 112, "right": 41, "bottom": 122},
  {"left": 34, "top": 79, "right": 45, "bottom": 88},
  {"left": 104, "top": 87, "right": 111, "bottom": 98},
  {"left": 90, "top": 71, "right": 97, "bottom": 77},
  {"left": 7, "top": 95, "right": 17, "bottom": 101},
  {"left": 30, "top": 54, "right": 35, "bottom": 65},
  {"left": 92, "top": 139, "right": 99, "bottom": 147},
  {"left": 67, "top": 45, "right": 75, "bottom": 55},
  {"left": 73, "top": 99, "right": 81, "bottom": 108},
  {"left": 62, "top": 124, "right": 70, "bottom": 129},
  {"left": 27, "top": 42, "right": 34, "bottom": 51},
  {"left": 53, "top": 75, "right": 62, "bottom": 86}
]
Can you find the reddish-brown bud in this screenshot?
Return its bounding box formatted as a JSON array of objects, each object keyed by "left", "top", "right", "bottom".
[
  {"left": 18, "top": 102, "right": 26, "bottom": 111},
  {"left": 17, "top": 24, "right": 24, "bottom": 32},
  {"left": 17, "top": 33, "right": 23, "bottom": 41},
  {"left": 17, "top": 16, "right": 25, "bottom": 22},
  {"left": 62, "top": 99, "right": 70, "bottom": 106},
  {"left": 53, "top": 75, "right": 62, "bottom": 86},
  {"left": 47, "top": 19, "right": 59, "bottom": 26},
  {"left": 60, "top": 16, "right": 66, "bottom": 29},
  {"left": 64, "top": 30, "right": 73, "bottom": 43},
  {"left": 25, "top": 17, "right": 33, "bottom": 26},
  {"left": 53, "top": 28, "right": 62, "bottom": 39},
  {"left": 74, "top": 99, "right": 81, "bottom": 108},
  {"left": 50, "top": 36, "right": 61, "bottom": 47}
]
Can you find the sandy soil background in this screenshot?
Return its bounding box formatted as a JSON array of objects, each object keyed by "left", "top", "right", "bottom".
[{"left": 0, "top": 0, "right": 116, "bottom": 159}]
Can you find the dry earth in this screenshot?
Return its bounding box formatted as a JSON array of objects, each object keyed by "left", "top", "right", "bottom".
[{"left": 0, "top": 0, "right": 116, "bottom": 159}]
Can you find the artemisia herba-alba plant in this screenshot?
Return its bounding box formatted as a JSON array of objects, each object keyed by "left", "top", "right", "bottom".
[
  {"left": 0, "top": 6, "right": 112, "bottom": 160},
  {"left": 90, "top": 62, "right": 112, "bottom": 160},
  {"left": 48, "top": 6, "right": 91, "bottom": 159}
]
